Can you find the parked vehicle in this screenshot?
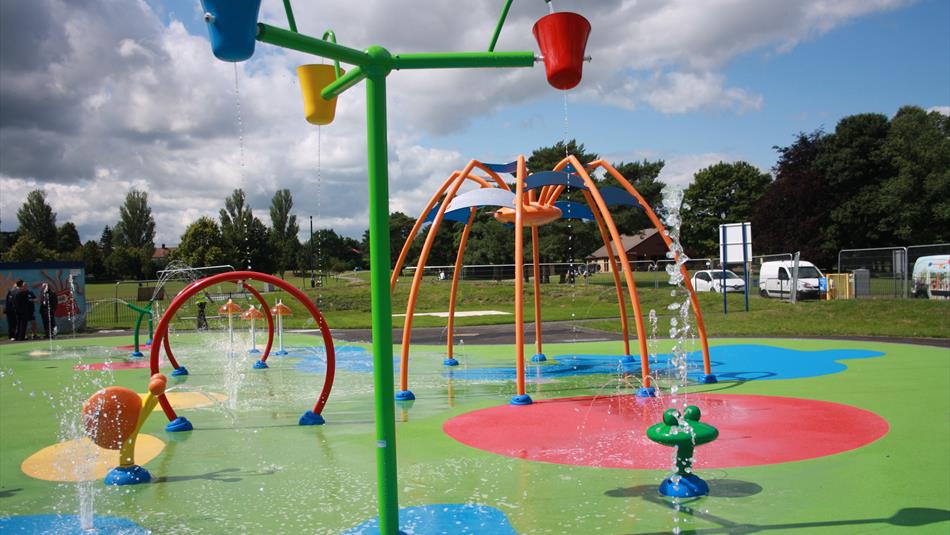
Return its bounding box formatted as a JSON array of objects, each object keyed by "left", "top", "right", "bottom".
[
  {"left": 759, "top": 261, "right": 823, "bottom": 299},
  {"left": 691, "top": 270, "right": 745, "bottom": 293},
  {"left": 912, "top": 255, "right": 949, "bottom": 299}
]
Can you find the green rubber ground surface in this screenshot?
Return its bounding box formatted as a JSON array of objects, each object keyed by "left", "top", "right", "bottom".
[{"left": 0, "top": 333, "right": 948, "bottom": 534}]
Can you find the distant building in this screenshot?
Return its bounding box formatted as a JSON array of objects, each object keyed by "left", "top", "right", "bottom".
[
  {"left": 585, "top": 229, "right": 665, "bottom": 273},
  {"left": 153, "top": 244, "right": 176, "bottom": 260}
]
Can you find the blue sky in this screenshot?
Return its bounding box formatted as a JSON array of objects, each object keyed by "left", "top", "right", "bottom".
[{"left": 1, "top": 0, "right": 947, "bottom": 243}]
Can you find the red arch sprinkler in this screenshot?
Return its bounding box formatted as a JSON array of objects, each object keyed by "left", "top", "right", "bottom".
[{"left": 149, "top": 271, "right": 335, "bottom": 431}]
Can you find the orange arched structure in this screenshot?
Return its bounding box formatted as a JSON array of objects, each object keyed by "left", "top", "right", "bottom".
[
  {"left": 149, "top": 271, "right": 335, "bottom": 428},
  {"left": 391, "top": 156, "right": 715, "bottom": 405}
]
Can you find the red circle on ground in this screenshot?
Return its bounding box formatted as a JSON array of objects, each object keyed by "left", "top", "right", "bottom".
[
  {"left": 443, "top": 394, "right": 889, "bottom": 469},
  {"left": 74, "top": 361, "right": 151, "bottom": 371}
]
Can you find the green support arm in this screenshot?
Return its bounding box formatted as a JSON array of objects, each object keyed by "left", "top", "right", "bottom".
[{"left": 256, "top": 24, "right": 370, "bottom": 67}]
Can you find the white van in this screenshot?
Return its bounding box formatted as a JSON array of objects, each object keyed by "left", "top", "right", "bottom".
[
  {"left": 912, "top": 255, "right": 949, "bottom": 299},
  {"left": 758, "top": 260, "right": 824, "bottom": 299}
]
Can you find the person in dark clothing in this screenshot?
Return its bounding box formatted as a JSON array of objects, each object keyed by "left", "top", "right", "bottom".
[
  {"left": 40, "top": 282, "right": 57, "bottom": 339},
  {"left": 4, "top": 285, "right": 16, "bottom": 340},
  {"left": 13, "top": 280, "right": 33, "bottom": 340}
]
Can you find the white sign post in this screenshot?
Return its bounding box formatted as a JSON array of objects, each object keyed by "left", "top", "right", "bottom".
[{"left": 718, "top": 222, "right": 752, "bottom": 313}]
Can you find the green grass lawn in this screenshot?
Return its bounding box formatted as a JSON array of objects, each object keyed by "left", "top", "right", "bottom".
[{"left": 81, "top": 273, "right": 950, "bottom": 338}]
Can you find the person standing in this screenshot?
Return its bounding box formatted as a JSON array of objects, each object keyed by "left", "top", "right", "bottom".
[
  {"left": 195, "top": 292, "right": 209, "bottom": 331},
  {"left": 40, "top": 282, "right": 57, "bottom": 339},
  {"left": 13, "top": 280, "right": 32, "bottom": 340},
  {"left": 4, "top": 284, "right": 17, "bottom": 340}
]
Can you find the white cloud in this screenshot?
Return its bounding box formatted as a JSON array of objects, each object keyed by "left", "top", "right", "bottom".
[
  {"left": 0, "top": 0, "right": 915, "bottom": 245},
  {"left": 927, "top": 106, "right": 950, "bottom": 116}
]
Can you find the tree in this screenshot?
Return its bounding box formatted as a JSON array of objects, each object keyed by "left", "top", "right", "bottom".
[
  {"left": 106, "top": 246, "right": 153, "bottom": 279},
  {"left": 219, "top": 189, "right": 274, "bottom": 272},
  {"left": 174, "top": 217, "right": 227, "bottom": 268},
  {"left": 753, "top": 131, "right": 833, "bottom": 264},
  {"left": 80, "top": 240, "right": 106, "bottom": 280},
  {"left": 57, "top": 222, "right": 82, "bottom": 253},
  {"left": 3, "top": 235, "right": 55, "bottom": 262},
  {"left": 601, "top": 160, "right": 666, "bottom": 234},
  {"left": 680, "top": 161, "right": 771, "bottom": 258},
  {"left": 268, "top": 189, "right": 300, "bottom": 277},
  {"left": 526, "top": 139, "right": 598, "bottom": 173},
  {"left": 114, "top": 189, "right": 156, "bottom": 250},
  {"left": 820, "top": 113, "right": 895, "bottom": 249},
  {"left": 16, "top": 190, "right": 57, "bottom": 249},
  {"left": 100, "top": 225, "right": 115, "bottom": 257}
]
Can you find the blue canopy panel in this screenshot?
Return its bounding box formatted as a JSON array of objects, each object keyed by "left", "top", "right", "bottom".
[
  {"left": 483, "top": 161, "right": 518, "bottom": 175},
  {"left": 554, "top": 201, "right": 595, "bottom": 221},
  {"left": 444, "top": 188, "right": 516, "bottom": 213},
  {"left": 598, "top": 186, "right": 641, "bottom": 208},
  {"left": 423, "top": 203, "right": 474, "bottom": 224},
  {"left": 524, "top": 171, "right": 588, "bottom": 191}
]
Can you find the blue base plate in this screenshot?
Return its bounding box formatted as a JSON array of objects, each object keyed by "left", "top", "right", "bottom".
[
  {"left": 170, "top": 366, "right": 189, "bottom": 376},
  {"left": 658, "top": 473, "right": 710, "bottom": 497},
  {"left": 443, "top": 358, "right": 459, "bottom": 366},
  {"left": 636, "top": 387, "right": 657, "bottom": 397},
  {"left": 104, "top": 465, "right": 151, "bottom": 486},
  {"left": 165, "top": 416, "right": 193, "bottom": 432},
  {"left": 395, "top": 390, "right": 416, "bottom": 401},
  {"left": 510, "top": 394, "right": 533, "bottom": 406},
  {"left": 531, "top": 353, "right": 547, "bottom": 362},
  {"left": 299, "top": 410, "right": 326, "bottom": 426},
  {"left": 253, "top": 360, "right": 269, "bottom": 369}
]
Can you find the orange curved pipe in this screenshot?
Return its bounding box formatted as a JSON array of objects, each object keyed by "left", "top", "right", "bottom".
[
  {"left": 446, "top": 208, "right": 476, "bottom": 359},
  {"left": 582, "top": 190, "right": 631, "bottom": 356},
  {"left": 391, "top": 171, "right": 459, "bottom": 292},
  {"left": 556, "top": 156, "right": 652, "bottom": 387},
  {"left": 590, "top": 159, "right": 712, "bottom": 376},
  {"left": 389, "top": 170, "right": 495, "bottom": 292},
  {"left": 470, "top": 161, "right": 513, "bottom": 191},
  {"left": 531, "top": 224, "right": 543, "bottom": 357},
  {"left": 399, "top": 161, "right": 478, "bottom": 392},
  {"left": 514, "top": 155, "right": 527, "bottom": 396}
]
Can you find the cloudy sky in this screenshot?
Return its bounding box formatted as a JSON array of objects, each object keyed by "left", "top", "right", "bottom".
[{"left": 1, "top": 0, "right": 947, "bottom": 245}]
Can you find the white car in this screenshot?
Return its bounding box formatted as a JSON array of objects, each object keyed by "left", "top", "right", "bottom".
[
  {"left": 691, "top": 270, "right": 745, "bottom": 293},
  {"left": 758, "top": 260, "right": 823, "bottom": 299}
]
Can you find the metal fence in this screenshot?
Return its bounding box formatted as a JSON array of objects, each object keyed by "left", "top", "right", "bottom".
[{"left": 838, "top": 243, "right": 949, "bottom": 299}]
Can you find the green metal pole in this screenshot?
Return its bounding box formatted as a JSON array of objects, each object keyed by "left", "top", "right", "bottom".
[
  {"left": 488, "top": 0, "right": 514, "bottom": 52},
  {"left": 364, "top": 47, "right": 400, "bottom": 535},
  {"left": 257, "top": 24, "right": 370, "bottom": 67},
  {"left": 281, "top": 0, "right": 298, "bottom": 32},
  {"left": 392, "top": 51, "right": 535, "bottom": 70}
]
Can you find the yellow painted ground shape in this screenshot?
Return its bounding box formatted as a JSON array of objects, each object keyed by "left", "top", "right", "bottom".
[
  {"left": 21, "top": 434, "right": 165, "bottom": 482},
  {"left": 140, "top": 391, "right": 227, "bottom": 410}
]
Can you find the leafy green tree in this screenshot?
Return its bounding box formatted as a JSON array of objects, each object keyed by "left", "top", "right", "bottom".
[
  {"left": 100, "top": 226, "right": 114, "bottom": 256},
  {"left": 57, "top": 222, "right": 82, "bottom": 253},
  {"left": 601, "top": 160, "right": 667, "bottom": 234},
  {"left": 302, "top": 228, "right": 364, "bottom": 273},
  {"left": 877, "top": 106, "right": 950, "bottom": 244},
  {"left": 820, "top": 113, "right": 895, "bottom": 249},
  {"left": 753, "top": 131, "right": 833, "bottom": 263},
  {"left": 114, "top": 189, "right": 156, "bottom": 250},
  {"left": 174, "top": 217, "right": 227, "bottom": 268},
  {"left": 80, "top": 240, "right": 106, "bottom": 280},
  {"left": 16, "top": 190, "right": 58, "bottom": 249},
  {"left": 106, "top": 246, "right": 153, "bottom": 279},
  {"left": 526, "top": 139, "right": 598, "bottom": 173},
  {"left": 269, "top": 189, "right": 300, "bottom": 277},
  {"left": 3, "top": 234, "right": 55, "bottom": 262},
  {"left": 219, "top": 189, "right": 274, "bottom": 272},
  {"left": 680, "top": 161, "right": 771, "bottom": 258}
]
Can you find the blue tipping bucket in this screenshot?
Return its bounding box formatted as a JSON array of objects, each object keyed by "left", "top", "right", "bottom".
[{"left": 200, "top": 0, "right": 262, "bottom": 62}]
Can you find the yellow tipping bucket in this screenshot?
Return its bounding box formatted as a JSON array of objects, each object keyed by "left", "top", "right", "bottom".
[{"left": 297, "top": 64, "right": 342, "bottom": 125}]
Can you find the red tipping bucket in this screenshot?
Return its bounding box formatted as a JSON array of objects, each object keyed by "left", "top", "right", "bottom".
[{"left": 533, "top": 12, "right": 591, "bottom": 90}]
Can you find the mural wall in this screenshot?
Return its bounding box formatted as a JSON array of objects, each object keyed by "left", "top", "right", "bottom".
[{"left": 0, "top": 261, "right": 86, "bottom": 335}]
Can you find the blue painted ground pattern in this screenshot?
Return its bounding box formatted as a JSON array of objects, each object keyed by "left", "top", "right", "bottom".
[
  {"left": 285, "top": 344, "right": 883, "bottom": 383},
  {"left": 342, "top": 504, "right": 517, "bottom": 535}
]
